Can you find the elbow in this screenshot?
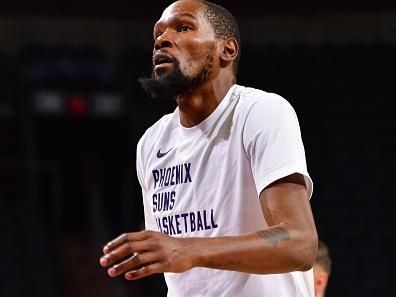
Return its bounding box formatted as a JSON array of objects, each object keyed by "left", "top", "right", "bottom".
[
  {"left": 297, "top": 229, "right": 318, "bottom": 271},
  {"left": 288, "top": 228, "right": 318, "bottom": 272}
]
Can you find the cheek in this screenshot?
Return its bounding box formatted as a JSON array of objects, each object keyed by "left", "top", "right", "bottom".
[{"left": 179, "top": 40, "right": 217, "bottom": 72}]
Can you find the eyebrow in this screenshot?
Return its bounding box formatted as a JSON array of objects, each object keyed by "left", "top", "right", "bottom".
[{"left": 154, "top": 13, "right": 199, "bottom": 28}]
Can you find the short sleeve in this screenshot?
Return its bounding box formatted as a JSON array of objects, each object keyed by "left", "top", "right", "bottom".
[
  {"left": 242, "top": 94, "right": 313, "bottom": 198},
  {"left": 136, "top": 136, "right": 147, "bottom": 193},
  {"left": 136, "top": 135, "right": 158, "bottom": 231}
]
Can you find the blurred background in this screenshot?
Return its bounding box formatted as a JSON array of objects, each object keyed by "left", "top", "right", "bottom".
[{"left": 0, "top": 0, "right": 395, "bottom": 296}]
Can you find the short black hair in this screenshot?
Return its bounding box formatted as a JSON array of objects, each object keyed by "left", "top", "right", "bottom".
[
  {"left": 201, "top": 1, "right": 241, "bottom": 76},
  {"left": 316, "top": 240, "right": 332, "bottom": 274}
]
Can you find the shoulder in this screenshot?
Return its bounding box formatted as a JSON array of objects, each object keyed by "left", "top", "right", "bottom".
[{"left": 234, "top": 84, "right": 297, "bottom": 121}]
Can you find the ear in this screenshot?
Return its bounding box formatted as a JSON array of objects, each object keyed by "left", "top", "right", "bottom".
[
  {"left": 314, "top": 271, "right": 329, "bottom": 295},
  {"left": 219, "top": 38, "right": 238, "bottom": 68}
]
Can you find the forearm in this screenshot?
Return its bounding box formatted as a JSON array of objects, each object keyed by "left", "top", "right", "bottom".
[
  {"left": 100, "top": 175, "right": 318, "bottom": 279},
  {"left": 99, "top": 222, "right": 317, "bottom": 280},
  {"left": 188, "top": 223, "right": 317, "bottom": 274}
]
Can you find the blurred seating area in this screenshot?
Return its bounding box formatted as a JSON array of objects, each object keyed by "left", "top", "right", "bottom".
[{"left": 0, "top": 42, "right": 395, "bottom": 297}]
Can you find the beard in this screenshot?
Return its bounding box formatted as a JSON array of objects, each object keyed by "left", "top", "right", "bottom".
[{"left": 138, "top": 50, "right": 214, "bottom": 100}]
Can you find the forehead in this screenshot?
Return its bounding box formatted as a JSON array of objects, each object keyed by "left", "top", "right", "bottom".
[{"left": 157, "top": 0, "right": 207, "bottom": 25}]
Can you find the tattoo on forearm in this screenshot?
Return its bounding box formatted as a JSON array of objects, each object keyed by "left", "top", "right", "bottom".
[{"left": 256, "top": 226, "right": 290, "bottom": 246}]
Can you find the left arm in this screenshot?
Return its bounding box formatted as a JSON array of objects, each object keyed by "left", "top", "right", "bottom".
[{"left": 99, "top": 173, "right": 318, "bottom": 280}]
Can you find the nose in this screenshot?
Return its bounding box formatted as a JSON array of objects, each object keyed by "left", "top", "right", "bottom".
[{"left": 154, "top": 30, "right": 173, "bottom": 50}]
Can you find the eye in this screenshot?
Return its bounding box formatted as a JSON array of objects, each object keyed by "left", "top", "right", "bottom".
[
  {"left": 155, "top": 32, "right": 163, "bottom": 39},
  {"left": 179, "top": 25, "right": 192, "bottom": 33}
]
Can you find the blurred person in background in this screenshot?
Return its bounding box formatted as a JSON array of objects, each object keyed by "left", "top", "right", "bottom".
[
  {"left": 100, "top": 0, "right": 318, "bottom": 296},
  {"left": 314, "top": 240, "right": 332, "bottom": 297}
]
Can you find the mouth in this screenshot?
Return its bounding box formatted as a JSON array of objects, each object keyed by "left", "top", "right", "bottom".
[{"left": 153, "top": 52, "right": 174, "bottom": 67}]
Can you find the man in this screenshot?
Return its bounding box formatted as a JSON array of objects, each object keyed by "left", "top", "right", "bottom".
[
  {"left": 99, "top": 0, "right": 318, "bottom": 296},
  {"left": 314, "top": 240, "right": 332, "bottom": 297}
]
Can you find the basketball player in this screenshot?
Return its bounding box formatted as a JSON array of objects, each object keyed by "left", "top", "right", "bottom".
[{"left": 100, "top": 0, "right": 318, "bottom": 296}]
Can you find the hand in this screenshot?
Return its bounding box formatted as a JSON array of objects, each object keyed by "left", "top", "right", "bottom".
[{"left": 99, "top": 230, "right": 195, "bottom": 280}]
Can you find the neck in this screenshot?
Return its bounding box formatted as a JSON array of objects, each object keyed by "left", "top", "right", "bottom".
[{"left": 176, "top": 78, "right": 235, "bottom": 128}]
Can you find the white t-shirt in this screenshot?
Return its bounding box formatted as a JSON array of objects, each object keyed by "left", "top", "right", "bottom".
[{"left": 136, "top": 84, "right": 314, "bottom": 297}]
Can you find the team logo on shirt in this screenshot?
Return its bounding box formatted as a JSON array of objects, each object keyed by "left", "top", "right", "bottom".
[
  {"left": 151, "top": 162, "right": 219, "bottom": 235},
  {"left": 156, "top": 148, "right": 173, "bottom": 158}
]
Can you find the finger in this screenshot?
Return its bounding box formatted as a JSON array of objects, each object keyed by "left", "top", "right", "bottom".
[
  {"left": 103, "top": 233, "right": 128, "bottom": 254},
  {"left": 124, "top": 262, "right": 163, "bottom": 280},
  {"left": 100, "top": 240, "right": 147, "bottom": 267},
  {"left": 103, "top": 231, "right": 150, "bottom": 254},
  {"left": 108, "top": 252, "right": 159, "bottom": 277}
]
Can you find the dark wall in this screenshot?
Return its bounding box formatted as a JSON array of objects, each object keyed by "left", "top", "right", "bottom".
[{"left": 1, "top": 0, "right": 396, "bottom": 17}]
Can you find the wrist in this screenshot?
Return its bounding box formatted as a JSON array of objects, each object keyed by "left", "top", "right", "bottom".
[
  {"left": 181, "top": 237, "right": 205, "bottom": 268},
  {"left": 184, "top": 236, "right": 229, "bottom": 269}
]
